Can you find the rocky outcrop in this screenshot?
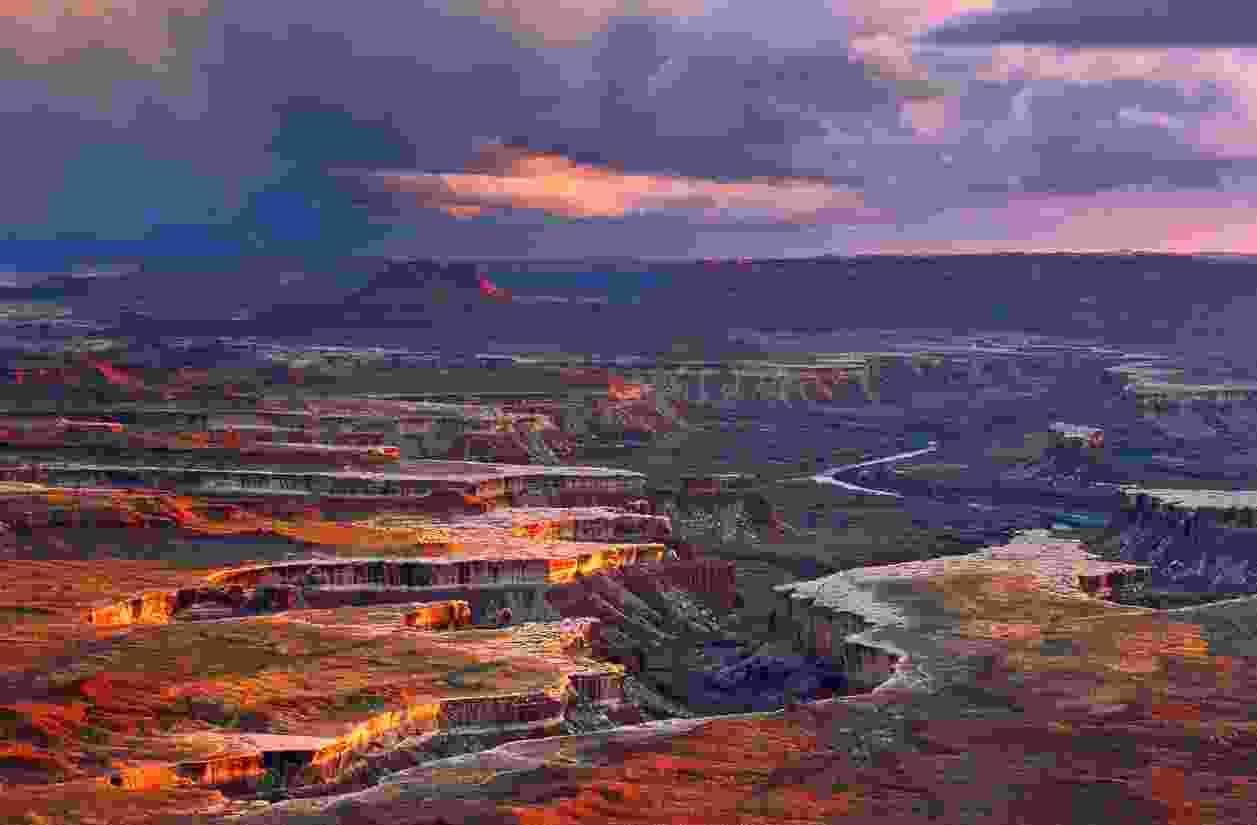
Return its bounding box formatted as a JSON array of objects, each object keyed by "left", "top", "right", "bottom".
[
  {"left": 106, "top": 763, "right": 184, "bottom": 790},
  {"left": 657, "top": 560, "right": 737, "bottom": 609},
  {"left": 206, "top": 549, "right": 665, "bottom": 592},
  {"left": 686, "top": 652, "right": 852, "bottom": 712},
  {"left": 561, "top": 670, "right": 625, "bottom": 706},
  {"left": 302, "top": 669, "right": 626, "bottom": 786},
  {"left": 248, "top": 584, "right": 302, "bottom": 612},
  {"left": 86, "top": 546, "right": 724, "bottom": 631},
  {"left": 308, "top": 703, "right": 443, "bottom": 782},
  {"left": 436, "top": 692, "right": 564, "bottom": 731},
  {"left": 301, "top": 585, "right": 559, "bottom": 624},
  {"left": 775, "top": 531, "right": 1149, "bottom": 695},
  {"left": 403, "top": 600, "right": 472, "bottom": 630},
  {"left": 1117, "top": 488, "right": 1257, "bottom": 592},
  {"left": 679, "top": 474, "right": 757, "bottom": 497},
  {"left": 176, "top": 753, "right": 268, "bottom": 788},
  {"left": 84, "top": 590, "right": 179, "bottom": 626}
]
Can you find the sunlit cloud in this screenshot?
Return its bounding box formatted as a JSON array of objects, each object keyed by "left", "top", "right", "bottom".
[{"left": 372, "top": 144, "right": 891, "bottom": 225}]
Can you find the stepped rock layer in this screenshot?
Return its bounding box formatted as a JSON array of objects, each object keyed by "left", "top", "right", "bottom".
[
  {"left": 0, "top": 459, "right": 646, "bottom": 504},
  {"left": 84, "top": 541, "right": 670, "bottom": 626},
  {"left": 91, "top": 615, "right": 629, "bottom": 793},
  {"left": 775, "top": 530, "right": 1150, "bottom": 692}
]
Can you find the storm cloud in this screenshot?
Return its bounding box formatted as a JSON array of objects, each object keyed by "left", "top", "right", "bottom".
[{"left": 3, "top": 0, "right": 1257, "bottom": 271}]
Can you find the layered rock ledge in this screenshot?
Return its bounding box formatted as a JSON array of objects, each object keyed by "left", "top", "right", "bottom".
[{"left": 774, "top": 530, "right": 1151, "bottom": 694}]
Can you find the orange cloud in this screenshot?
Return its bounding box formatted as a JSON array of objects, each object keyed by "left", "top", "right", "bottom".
[
  {"left": 444, "top": 0, "right": 706, "bottom": 47},
  {"left": 0, "top": 0, "right": 209, "bottom": 65},
  {"left": 376, "top": 144, "right": 888, "bottom": 225}
]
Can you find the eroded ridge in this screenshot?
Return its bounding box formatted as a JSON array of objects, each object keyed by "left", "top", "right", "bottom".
[
  {"left": 774, "top": 530, "right": 1152, "bottom": 694},
  {"left": 98, "top": 616, "right": 631, "bottom": 795}
]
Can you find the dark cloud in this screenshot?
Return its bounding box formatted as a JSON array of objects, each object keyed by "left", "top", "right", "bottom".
[
  {"left": 995, "top": 84, "right": 1240, "bottom": 195},
  {"left": 926, "top": 0, "right": 1257, "bottom": 47},
  {"left": 0, "top": 6, "right": 911, "bottom": 271},
  {"left": 14, "top": 0, "right": 1257, "bottom": 271}
]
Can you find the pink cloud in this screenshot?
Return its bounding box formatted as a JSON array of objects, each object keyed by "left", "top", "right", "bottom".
[
  {"left": 0, "top": 0, "right": 208, "bottom": 65},
  {"left": 974, "top": 45, "right": 1257, "bottom": 158},
  {"left": 900, "top": 96, "right": 958, "bottom": 137},
  {"left": 856, "top": 190, "right": 1257, "bottom": 255},
  {"left": 836, "top": 2, "right": 996, "bottom": 133},
  {"left": 444, "top": 0, "right": 706, "bottom": 47},
  {"left": 838, "top": 0, "right": 997, "bottom": 37}
]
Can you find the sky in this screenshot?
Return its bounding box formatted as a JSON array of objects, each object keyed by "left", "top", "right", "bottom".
[{"left": 5, "top": 0, "right": 1257, "bottom": 270}]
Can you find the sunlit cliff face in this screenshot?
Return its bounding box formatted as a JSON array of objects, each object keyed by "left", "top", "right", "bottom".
[{"left": 545, "top": 546, "right": 661, "bottom": 583}]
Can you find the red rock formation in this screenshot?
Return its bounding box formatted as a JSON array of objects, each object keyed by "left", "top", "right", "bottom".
[
  {"left": 1077, "top": 567, "right": 1149, "bottom": 596},
  {"left": 658, "top": 559, "right": 737, "bottom": 609},
  {"left": 437, "top": 692, "right": 564, "bottom": 730},
  {"left": 84, "top": 590, "right": 179, "bottom": 626},
  {"left": 544, "top": 584, "right": 633, "bottom": 629},
  {"left": 562, "top": 670, "right": 625, "bottom": 705},
  {"left": 250, "top": 584, "right": 300, "bottom": 612},
  {"left": 309, "top": 702, "right": 442, "bottom": 781},
  {"left": 175, "top": 754, "right": 266, "bottom": 787},
  {"left": 107, "top": 764, "right": 184, "bottom": 790},
  {"left": 403, "top": 600, "right": 473, "bottom": 630}
]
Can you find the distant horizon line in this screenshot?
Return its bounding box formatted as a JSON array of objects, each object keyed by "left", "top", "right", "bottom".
[
  {"left": 386, "top": 250, "right": 1257, "bottom": 263},
  {"left": 4, "top": 249, "right": 1255, "bottom": 275}
]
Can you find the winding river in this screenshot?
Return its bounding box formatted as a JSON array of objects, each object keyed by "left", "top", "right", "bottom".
[{"left": 804, "top": 441, "right": 940, "bottom": 498}]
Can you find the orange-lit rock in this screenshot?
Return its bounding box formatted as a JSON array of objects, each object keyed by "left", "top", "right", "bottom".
[
  {"left": 403, "top": 600, "right": 473, "bottom": 630},
  {"left": 85, "top": 590, "right": 179, "bottom": 626},
  {"left": 175, "top": 753, "right": 267, "bottom": 787}
]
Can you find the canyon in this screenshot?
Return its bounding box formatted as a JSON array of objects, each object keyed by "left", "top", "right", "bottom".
[{"left": 4, "top": 335, "right": 1257, "bottom": 824}]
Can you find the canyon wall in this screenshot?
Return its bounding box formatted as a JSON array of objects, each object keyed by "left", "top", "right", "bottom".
[
  {"left": 308, "top": 702, "right": 443, "bottom": 781},
  {"left": 208, "top": 551, "right": 665, "bottom": 592},
  {"left": 561, "top": 670, "right": 625, "bottom": 706},
  {"left": 1118, "top": 493, "right": 1257, "bottom": 592},
  {"left": 772, "top": 592, "right": 900, "bottom": 692},
  {"left": 656, "top": 560, "right": 737, "bottom": 610},
  {"left": 176, "top": 753, "right": 269, "bottom": 788},
  {"left": 87, "top": 552, "right": 722, "bottom": 628}
]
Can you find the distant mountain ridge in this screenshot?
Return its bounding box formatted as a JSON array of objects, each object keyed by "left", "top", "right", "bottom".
[{"left": 24, "top": 253, "right": 1256, "bottom": 358}]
